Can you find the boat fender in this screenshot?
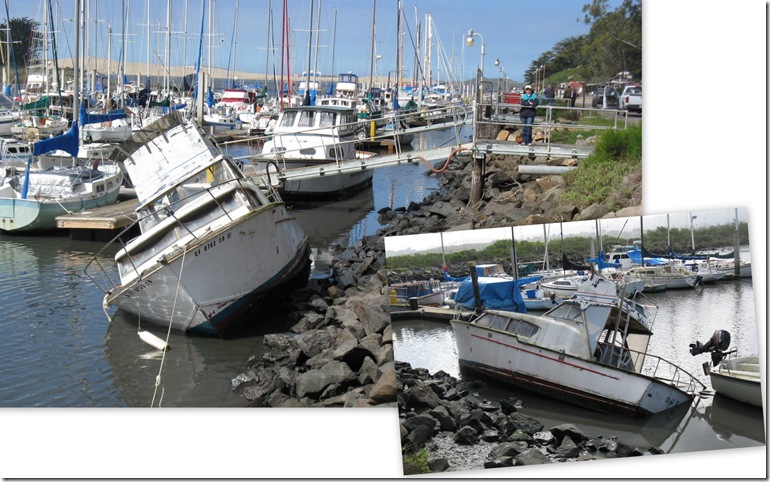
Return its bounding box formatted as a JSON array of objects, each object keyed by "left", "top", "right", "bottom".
[{"left": 138, "top": 330, "right": 170, "bottom": 351}]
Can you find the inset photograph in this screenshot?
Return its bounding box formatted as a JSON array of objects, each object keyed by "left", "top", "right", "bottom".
[{"left": 386, "top": 208, "right": 763, "bottom": 474}]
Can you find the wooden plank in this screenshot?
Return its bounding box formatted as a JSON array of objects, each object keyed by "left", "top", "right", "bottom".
[{"left": 56, "top": 198, "right": 139, "bottom": 230}]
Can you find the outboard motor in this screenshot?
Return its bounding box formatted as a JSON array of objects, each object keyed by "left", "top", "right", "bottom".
[{"left": 689, "top": 329, "right": 733, "bottom": 367}]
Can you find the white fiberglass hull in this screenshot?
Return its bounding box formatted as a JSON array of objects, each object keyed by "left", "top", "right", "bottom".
[
  {"left": 710, "top": 356, "right": 763, "bottom": 407},
  {"left": 451, "top": 319, "right": 693, "bottom": 417},
  {"left": 106, "top": 204, "right": 309, "bottom": 335}
]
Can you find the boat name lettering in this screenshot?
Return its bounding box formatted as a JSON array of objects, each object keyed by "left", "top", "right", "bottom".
[
  {"left": 194, "top": 233, "right": 232, "bottom": 256},
  {"left": 127, "top": 279, "right": 154, "bottom": 297}
]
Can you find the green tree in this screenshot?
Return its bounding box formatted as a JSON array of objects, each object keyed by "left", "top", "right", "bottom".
[
  {"left": 580, "top": 0, "right": 642, "bottom": 81},
  {"left": 0, "top": 17, "right": 39, "bottom": 72}
]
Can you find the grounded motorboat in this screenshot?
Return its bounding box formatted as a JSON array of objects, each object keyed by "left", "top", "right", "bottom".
[
  {"left": 85, "top": 112, "right": 311, "bottom": 336},
  {"left": 689, "top": 330, "right": 762, "bottom": 407},
  {"left": 257, "top": 104, "right": 375, "bottom": 199},
  {"left": 0, "top": 122, "right": 123, "bottom": 233},
  {"left": 451, "top": 272, "right": 704, "bottom": 417}
]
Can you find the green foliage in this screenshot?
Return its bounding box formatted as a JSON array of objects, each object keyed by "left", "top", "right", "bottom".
[
  {"left": 386, "top": 221, "right": 748, "bottom": 274},
  {"left": 402, "top": 449, "right": 432, "bottom": 475},
  {"left": 525, "top": 0, "right": 641, "bottom": 85},
  {"left": 1, "top": 17, "right": 40, "bottom": 70},
  {"left": 562, "top": 125, "right": 642, "bottom": 209}
]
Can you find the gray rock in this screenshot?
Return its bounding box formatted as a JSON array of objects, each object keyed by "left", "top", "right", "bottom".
[
  {"left": 454, "top": 426, "right": 480, "bottom": 445},
  {"left": 514, "top": 447, "right": 553, "bottom": 465},
  {"left": 369, "top": 362, "right": 397, "bottom": 403},
  {"left": 351, "top": 299, "right": 391, "bottom": 336},
  {"left": 488, "top": 441, "right": 529, "bottom": 459},
  {"left": 403, "top": 414, "right": 438, "bottom": 435},
  {"left": 404, "top": 384, "right": 443, "bottom": 410},
  {"left": 428, "top": 405, "right": 457, "bottom": 432},
  {"left": 296, "top": 329, "right": 333, "bottom": 359},
  {"left": 427, "top": 458, "right": 450, "bottom": 472},
  {"left": 295, "top": 360, "right": 356, "bottom": 398}
]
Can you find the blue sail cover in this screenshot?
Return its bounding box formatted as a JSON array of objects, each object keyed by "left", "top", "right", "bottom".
[
  {"left": 626, "top": 249, "right": 669, "bottom": 266},
  {"left": 587, "top": 250, "right": 621, "bottom": 270},
  {"left": 79, "top": 105, "right": 128, "bottom": 126},
  {"left": 454, "top": 276, "right": 542, "bottom": 313},
  {"left": 32, "top": 121, "right": 79, "bottom": 158}
]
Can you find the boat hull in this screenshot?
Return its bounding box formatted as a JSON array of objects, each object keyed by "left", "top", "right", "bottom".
[
  {"left": 0, "top": 177, "right": 122, "bottom": 233},
  {"left": 106, "top": 204, "right": 311, "bottom": 336},
  {"left": 451, "top": 320, "right": 693, "bottom": 417},
  {"left": 280, "top": 167, "right": 374, "bottom": 200},
  {"left": 710, "top": 356, "right": 763, "bottom": 407}
]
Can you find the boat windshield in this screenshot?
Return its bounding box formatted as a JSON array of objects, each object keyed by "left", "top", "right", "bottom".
[{"left": 548, "top": 302, "right": 585, "bottom": 322}]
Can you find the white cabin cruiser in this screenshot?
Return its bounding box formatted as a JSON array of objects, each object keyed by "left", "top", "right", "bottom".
[
  {"left": 451, "top": 272, "right": 704, "bottom": 417},
  {"left": 258, "top": 105, "right": 374, "bottom": 199}
]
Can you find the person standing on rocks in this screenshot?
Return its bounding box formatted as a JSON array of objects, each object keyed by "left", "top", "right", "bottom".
[{"left": 519, "top": 85, "right": 538, "bottom": 145}]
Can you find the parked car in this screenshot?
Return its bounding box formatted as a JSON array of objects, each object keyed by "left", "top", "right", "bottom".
[
  {"left": 619, "top": 85, "right": 642, "bottom": 113},
  {"left": 591, "top": 86, "right": 619, "bottom": 109}
]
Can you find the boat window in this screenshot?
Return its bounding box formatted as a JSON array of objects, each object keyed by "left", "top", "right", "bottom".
[
  {"left": 476, "top": 313, "right": 509, "bottom": 331},
  {"left": 505, "top": 319, "right": 539, "bottom": 338},
  {"left": 298, "top": 111, "right": 315, "bottom": 128},
  {"left": 319, "top": 112, "right": 335, "bottom": 127},
  {"left": 279, "top": 111, "right": 298, "bottom": 128}
]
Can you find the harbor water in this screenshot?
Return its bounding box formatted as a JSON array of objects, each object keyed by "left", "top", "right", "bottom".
[
  {"left": 0, "top": 126, "right": 467, "bottom": 407},
  {"left": 392, "top": 273, "right": 765, "bottom": 462}
]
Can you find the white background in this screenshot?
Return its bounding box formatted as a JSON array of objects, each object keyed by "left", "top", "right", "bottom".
[{"left": 1, "top": 0, "right": 766, "bottom": 479}]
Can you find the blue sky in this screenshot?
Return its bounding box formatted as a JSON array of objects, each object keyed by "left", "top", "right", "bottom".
[{"left": 11, "top": 0, "right": 624, "bottom": 83}]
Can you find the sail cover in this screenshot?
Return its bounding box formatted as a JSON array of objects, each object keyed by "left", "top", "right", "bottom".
[{"left": 32, "top": 121, "right": 79, "bottom": 158}]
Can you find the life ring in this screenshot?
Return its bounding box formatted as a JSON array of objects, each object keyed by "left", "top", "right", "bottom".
[{"left": 24, "top": 127, "right": 40, "bottom": 142}]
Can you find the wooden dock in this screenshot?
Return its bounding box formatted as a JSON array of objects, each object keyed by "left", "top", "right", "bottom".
[
  {"left": 388, "top": 305, "right": 473, "bottom": 322},
  {"left": 56, "top": 198, "right": 139, "bottom": 231}
]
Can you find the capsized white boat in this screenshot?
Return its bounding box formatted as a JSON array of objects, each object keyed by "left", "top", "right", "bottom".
[
  {"left": 451, "top": 272, "right": 704, "bottom": 417},
  {"left": 85, "top": 112, "right": 311, "bottom": 336}
]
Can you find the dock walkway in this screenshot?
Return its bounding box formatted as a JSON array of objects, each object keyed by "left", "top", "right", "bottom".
[{"left": 56, "top": 198, "right": 139, "bottom": 231}]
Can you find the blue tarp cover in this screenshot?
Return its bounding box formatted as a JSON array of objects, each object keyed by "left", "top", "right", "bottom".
[
  {"left": 79, "top": 105, "right": 128, "bottom": 126},
  {"left": 454, "top": 276, "right": 542, "bottom": 313},
  {"left": 627, "top": 249, "right": 669, "bottom": 266}
]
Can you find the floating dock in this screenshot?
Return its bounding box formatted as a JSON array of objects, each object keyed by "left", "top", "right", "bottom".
[
  {"left": 387, "top": 305, "right": 473, "bottom": 322},
  {"left": 56, "top": 198, "right": 139, "bottom": 240}
]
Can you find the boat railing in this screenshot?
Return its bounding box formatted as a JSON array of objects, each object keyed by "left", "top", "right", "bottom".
[
  {"left": 84, "top": 176, "right": 260, "bottom": 295},
  {"left": 627, "top": 348, "right": 706, "bottom": 395}
]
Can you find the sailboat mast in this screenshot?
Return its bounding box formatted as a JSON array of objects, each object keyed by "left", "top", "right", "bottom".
[
  {"left": 368, "top": 0, "right": 375, "bottom": 91},
  {"left": 146, "top": 0, "right": 150, "bottom": 87},
  {"left": 264, "top": 0, "right": 271, "bottom": 90},
  {"left": 330, "top": 9, "right": 336, "bottom": 90},
  {"left": 302, "top": 0, "right": 313, "bottom": 105},
  {"left": 312, "top": 0, "right": 321, "bottom": 93},
  {"left": 165, "top": 0, "right": 172, "bottom": 96}
]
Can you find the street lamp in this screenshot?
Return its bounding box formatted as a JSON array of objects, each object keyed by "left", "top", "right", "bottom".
[{"left": 465, "top": 29, "right": 485, "bottom": 77}]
